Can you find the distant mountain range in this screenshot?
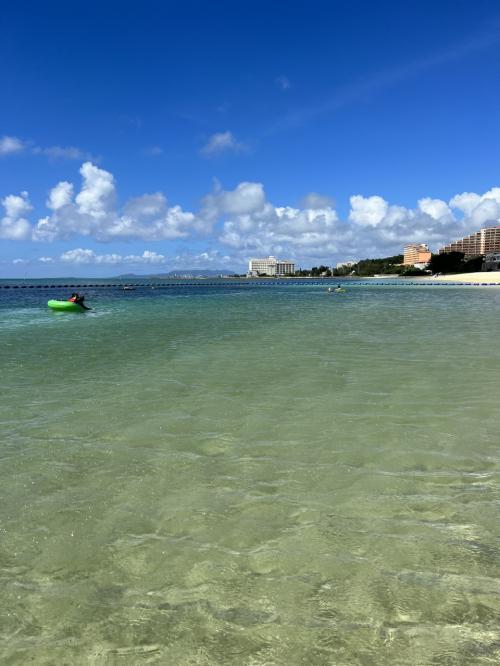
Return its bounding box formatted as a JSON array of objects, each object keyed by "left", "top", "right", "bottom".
[{"left": 116, "top": 269, "right": 237, "bottom": 278}]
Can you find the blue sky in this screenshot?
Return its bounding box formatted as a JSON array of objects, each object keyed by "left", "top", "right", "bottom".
[{"left": 2, "top": 0, "right": 500, "bottom": 276}]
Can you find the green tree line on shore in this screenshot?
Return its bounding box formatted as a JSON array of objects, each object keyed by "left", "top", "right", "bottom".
[
  {"left": 305, "top": 252, "right": 482, "bottom": 277},
  {"left": 242, "top": 252, "right": 484, "bottom": 278},
  {"left": 331, "top": 252, "right": 483, "bottom": 277},
  {"left": 427, "top": 252, "right": 483, "bottom": 274}
]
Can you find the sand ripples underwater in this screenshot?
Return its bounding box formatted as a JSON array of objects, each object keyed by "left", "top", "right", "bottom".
[{"left": 1, "top": 282, "right": 500, "bottom": 663}]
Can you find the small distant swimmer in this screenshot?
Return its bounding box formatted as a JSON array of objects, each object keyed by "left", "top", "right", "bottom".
[
  {"left": 68, "top": 292, "right": 91, "bottom": 310},
  {"left": 326, "top": 287, "right": 333, "bottom": 293}
]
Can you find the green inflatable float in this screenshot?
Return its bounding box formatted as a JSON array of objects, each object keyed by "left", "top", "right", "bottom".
[{"left": 47, "top": 300, "right": 87, "bottom": 312}]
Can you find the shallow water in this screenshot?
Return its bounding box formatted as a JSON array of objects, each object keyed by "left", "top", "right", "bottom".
[{"left": 2, "top": 281, "right": 500, "bottom": 664}]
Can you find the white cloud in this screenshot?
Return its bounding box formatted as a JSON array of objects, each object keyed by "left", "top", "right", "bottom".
[
  {"left": 449, "top": 191, "right": 481, "bottom": 217},
  {"left": 300, "top": 193, "right": 335, "bottom": 209},
  {"left": 0, "top": 135, "right": 94, "bottom": 160},
  {"left": 219, "top": 204, "right": 342, "bottom": 257},
  {"left": 418, "top": 197, "right": 453, "bottom": 221},
  {"left": 47, "top": 181, "right": 74, "bottom": 210},
  {"left": 171, "top": 249, "right": 233, "bottom": 268},
  {"left": 60, "top": 248, "right": 100, "bottom": 264},
  {"left": 33, "top": 162, "right": 117, "bottom": 241},
  {"left": 349, "top": 195, "right": 390, "bottom": 227},
  {"left": 26, "top": 249, "right": 230, "bottom": 270},
  {"left": 60, "top": 248, "right": 167, "bottom": 266},
  {"left": 449, "top": 187, "right": 500, "bottom": 228},
  {"left": 116, "top": 193, "right": 202, "bottom": 240},
  {"left": 342, "top": 190, "right": 498, "bottom": 257},
  {"left": 6, "top": 159, "right": 500, "bottom": 263},
  {"left": 0, "top": 192, "right": 32, "bottom": 240},
  {"left": 16, "top": 249, "right": 232, "bottom": 270},
  {"left": 203, "top": 181, "right": 266, "bottom": 218},
  {"left": 131, "top": 250, "right": 166, "bottom": 264},
  {"left": 209, "top": 182, "right": 341, "bottom": 259},
  {"left": 200, "top": 131, "right": 247, "bottom": 157},
  {"left": 122, "top": 193, "right": 166, "bottom": 220},
  {"left": 33, "top": 162, "right": 205, "bottom": 242},
  {"left": 0, "top": 136, "right": 25, "bottom": 155},
  {"left": 76, "top": 162, "right": 116, "bottom": 217},
  {"left": 212, "top": 182, "right": 500, "bottom": 262}
]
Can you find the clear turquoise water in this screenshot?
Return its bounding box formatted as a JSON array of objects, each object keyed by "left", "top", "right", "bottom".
[{"left": 2, "top": 281, "right": 500, "bottom": 664}]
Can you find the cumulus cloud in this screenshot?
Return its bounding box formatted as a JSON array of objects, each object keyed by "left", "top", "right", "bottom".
[
  {"left": 450, "top": 187, "right": 500, "bottom": 228},
  {"left": 33, "top": 162, "right": 206, "bottom": 242},
  {"left": 449, "top": 191, "right": 481, "bottom": 217},
  {"left": 38, "top": 256, "right": 54, "bottom": 263},
  {"left": 206, "top": 181, "right": 341, "bottom": 259},
  {"left": 202, "top": 181, "right": 267, "bottom": 219},
  {"left": 171, "top": 249, "right": 233, "bottom": 268},
  {"left": 60, "top": 248, "right": 114, "bottom": 265},
  {"left": 76, "top": 162, "right": 116, "bottom": 217},
  {"left": 210, "top": 182, "right": 500, "bottom": 263},
  {"left": 60, "top": 248, "right": 167, "bottom": 265},
  {"left": 116, "top": 193, "right": 204, "bottom": 240},
  {"left": 0, "top": 192, "right": 32, "bottom": 240},
  {"left": 0, "top": 136, "right": 25, "bottom": 155},
  {"left": 200, "top": 131, "right": 247, "bottom": 157},
  {"left": 6, "top": 159, "right": 500, "bottom": 265},
  {"left": 343, "top": 190, "right": 500, "bottom": 257},
  {"left": 418, "top": 197, "right": 453, "bottom": 222},
  {"left": 349, "top": 195, "right": 390, "bottom": 227},
  {"left": 137, "top": 250, "right": 166, "bottom": 264},
  {"left": 47, "top": 181, "right": 74, "bottom": 210}
]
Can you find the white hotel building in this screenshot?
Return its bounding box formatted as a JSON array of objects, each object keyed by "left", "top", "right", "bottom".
[{"left": 248, "top": 256, "right": 295, "bottom": 276}]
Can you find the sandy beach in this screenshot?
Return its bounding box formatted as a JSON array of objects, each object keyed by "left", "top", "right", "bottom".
[
  {"left": 419, "top": 271, "right": 500, "bottom": 284},
  {"left": 366, "top": 272, "right": 500, "bottom": 284}
]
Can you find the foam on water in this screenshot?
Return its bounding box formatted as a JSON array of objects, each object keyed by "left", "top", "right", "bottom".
[{"left": 1, "top": 282, "right": 500, "bottom": 664}]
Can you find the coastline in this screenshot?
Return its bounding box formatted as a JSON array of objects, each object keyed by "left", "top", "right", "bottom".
[
  {"left": 418, "top": 271, "right": 500, "bottom": 284},
  {"left": 364, "top": 271, "right": 500, "bottom": 284},
  {"left": 2, "top": 272, "right": 500, "bottom": 286}
]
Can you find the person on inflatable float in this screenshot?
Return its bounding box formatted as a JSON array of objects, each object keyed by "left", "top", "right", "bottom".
[{"left": 67, "top": 292, "right": 91, "bottom": 310}]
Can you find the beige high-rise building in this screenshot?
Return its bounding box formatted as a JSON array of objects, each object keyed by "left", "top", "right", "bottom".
[
  {"left": 403, "top": 243, "right": 431, "bottom": 266},
  {"left": 439, "top": 226, "right": 500, "bottom": 257}
]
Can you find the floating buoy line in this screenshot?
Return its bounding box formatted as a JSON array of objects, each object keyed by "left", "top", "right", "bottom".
[{"left": 1, "top": 280, "right": 499, "bottom": 289}]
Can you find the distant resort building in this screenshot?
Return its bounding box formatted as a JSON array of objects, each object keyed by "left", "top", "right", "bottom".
[
  {"left": 484, "top": 252, "right": 500, "bottom": 271},
  {"left": 336, "top": 260, "right": 356, "bottom": 270},
  {"left": 438, "top": 226, "right": 500, "bottom": 258},
  {"left": 248, "top": 256, "right": 295, "bottom": 276},
  {"left": 403, "top": 243, "right": 431, "bottom": 268}
]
